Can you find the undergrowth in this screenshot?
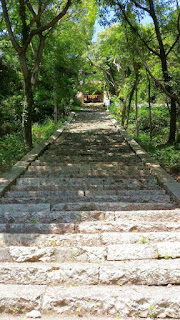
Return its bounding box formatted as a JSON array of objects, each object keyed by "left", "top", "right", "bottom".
[{"left": 0, "top": 117, "right": 67, "bottom": 175}]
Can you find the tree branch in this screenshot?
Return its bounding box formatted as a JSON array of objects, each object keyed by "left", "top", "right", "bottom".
[
  {"left": 166, "top": 12, "right": 180, "bottom": 57},
  {"left": 117, "top": 2, "right": 160, "bottom": 57},
  {"left": 0, "top": 0, "right": 21, "bottom": 53},
  {"left": 31, "top": 34, "right": 46, "bottom": 91},
  {"left": 88, "top": 58, "right": 119, "bottom": 95},
  {"left": 25, "top": 0, "right": 36, "bottom": 17},
  {"left": 38, "top": 0, "right": 42, "bottom": 14},
  {"left": 131, "top": 0, "right": 150, "bottom": 14},
  {"left": 134, "top": 46, "right": 180, "bottom": 105},
  {"left": 24, "top": 0, "right": 71, "bottom": 50},
  {"left": 41, "top": 0, "right": 51, "bottom": 15}
]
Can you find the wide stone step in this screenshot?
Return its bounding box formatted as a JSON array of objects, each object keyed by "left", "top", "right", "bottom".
[
  {"left": 27, "top": 164, "right": 146, "bottom": 173},
  {"left": 51, "top": 202, "right": 174, "bottom": 211},
  {"left": 6, "top": 190, "right": 164, "bottom": 200},
  {"left": 38, "top": 154, "right": 138, "bottom": 163},
  {"left": 0, "top": 220, "right": 179, "bottom": 233},
  {"left": 2, "top": 191, "right": 169, "bottom": 204},
  {"left": 1, "top": 232, "right": 180, "bottom": 247},
  {"left": 1, "top": 242, "right": 180, "bottom": 262},
  {"left": 77, "top": 220, "right": 180, "bottom": 233},
  {"left": 0, "top": 203, "right": 50, "bottom": 214},
  {"left": 42, "top": 284, "right": 180, "bottom": 317},
  {"left": 0, "top": 259, "right": 180, "bottom": 285},
  {"left": 0, "top": 284, "right": 178, "bottom": 317},
  {"left": 12, "top": 177, "right": 158, "bottom": 191},
  {"left": 31, "top": 160, "right": 142, "bottom": 166},
  {"left": 3, "top": 317, "right": 174, "bottom": 320},
  {"left": 0, "top": 315, "right": 124, "bottom": 320},
  {"left": 43, "top": 148, "right": 133, "bottom": 156},
  {"left": 0, "top": 208, "right": 178, "bottom": 224}
]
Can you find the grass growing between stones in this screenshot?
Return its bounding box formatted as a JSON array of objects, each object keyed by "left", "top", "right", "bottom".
[
  {"left": 109, "top": 103, "right": 180, "bottom": 182},
  {"left": 0, "top": 117, "right": 67, "bottom": 175}
]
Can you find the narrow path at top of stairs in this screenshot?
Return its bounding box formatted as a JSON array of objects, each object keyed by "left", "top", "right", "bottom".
[{"left": 0, "top": 106, "right": 180, "bottom": 319}]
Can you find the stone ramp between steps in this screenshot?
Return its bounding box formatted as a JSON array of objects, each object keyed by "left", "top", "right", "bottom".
[{"left": 0, "top": 107, "right": 179, "bottom": 319}]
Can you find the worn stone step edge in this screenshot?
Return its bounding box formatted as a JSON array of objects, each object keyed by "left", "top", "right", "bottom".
[
  {"left": 5, "top": 189, "right": 165, "bottom": 198},
  {"left": 0, "top": 315, "right": 149, "bottom": 320},
  {"left": 1, "top": 232, "right": 180, "bottom": 247},
  {"left": 0, "top": 112, "right": 75, "bottom": 198},
  {"left": 0, "top": 220, "right": 179, "bottom": 234},
  {"left": 0, "top": 316, "right": 179, "bottom": 320},
  {"left": 0, "top": 202, "right": 175, "bottom": 215},
  {"left": 110, "top": 117, "right": 180, "bottom": 205},
  {"left": 0, "top": 284, "right": 180, "bottom": 317},
  {"left": 51, "top": 202, "right": 175, "bottom": 211},
  {"left": 1, "top": 242, "right": 180, "bottom": 262},
  {"left": 1, "top": 195, "right": 170, "bottom": 205},
  {"left": 0, "top": 209, "right": 179, "bottom": 224},
  {"left": 0, "top": 259, "right": 180, "bottom": 285},
  {"left": 14, "top": 177, "right": 156, "bottom": 185}
]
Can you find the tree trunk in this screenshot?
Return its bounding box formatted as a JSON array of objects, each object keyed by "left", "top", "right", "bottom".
[
  {"left": 135, "top": 83, "right": 139, "bottom": 138},
  {"left": 22, "top": 77, "right": 33, "bottom": 150},
  {"left": 125, "top": 82, "right": 136, "bottom": 129},
  {"left": 168, "top": 97, "right": 177, "bottom": 143},
  {"left": 121, "top": 98, "right": 127, "bottom": 126},
  {"left": 147, "top": 75, "right": 152, "bottom": 140},
  {"left": 53, "top": 89, "right": 58, "bottom": 125},
  {"left": 19, "top": 53, "right": 33, "bottom": 150}
]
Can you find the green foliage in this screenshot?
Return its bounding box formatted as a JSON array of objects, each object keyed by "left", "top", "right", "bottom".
[
  {"left": 32, "top": 117, "right": 67, "bottom": 145},
  {"left": 110, "top": 104, "right": 180, "bottom": 177},
  {"left": 0, "top": 132, "right": 26, "bottom": 174},
  {"left": 0, "top": 117, "right": 67, "bottom": 175}
]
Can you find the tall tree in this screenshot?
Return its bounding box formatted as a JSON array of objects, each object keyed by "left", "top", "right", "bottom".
[
  {"left": 0, "top": 0, "right": 72, "bottom": 149},
  {"left": 97, "top": 0, "right": 180, "bottom": 142}
]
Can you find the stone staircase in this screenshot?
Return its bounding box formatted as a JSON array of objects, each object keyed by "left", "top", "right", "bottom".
[{"left": 0, "top": 108, "right": 180, "bottom": 319}]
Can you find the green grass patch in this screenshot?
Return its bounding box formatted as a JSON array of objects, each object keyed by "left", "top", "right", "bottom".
[
  {"left": 0, "top": 117, "right": 67, "bottom": 175},
  {"left": 32, "top": 117, "right": 67, "bottom": 145},
  {"left": 0, "top": 132, "right": 26, "bottom": 174}
]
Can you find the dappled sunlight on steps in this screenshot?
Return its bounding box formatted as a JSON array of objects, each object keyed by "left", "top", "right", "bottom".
[{"left": 0, "top": 107, "right": 179, "bottom": 319}]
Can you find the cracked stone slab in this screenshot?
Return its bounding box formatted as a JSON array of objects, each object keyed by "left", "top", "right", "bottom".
[
  {"left": 0, "top": 233, "right": 102, "bottom": 247},
  {"left": 157, "top": 242, "right": 180, "bottom": 258},
  {"left": 54, "top": 246, "right": 107, "bottom": 262},
  {"left": 102, "top": 231, "right": 180, "bottom": 245},
  {"left": 0, "top": 223, "right": 75, "bottom": 234},
  {"left": 9, "top": 247, "right": 55, "bottom": 262},
  {"left": 99, "top": 259, "right": 180, "bottom": 285},
  {"left": 0, "top": 284, "right": 45, "bottom": 313},
  {"left": 0, "top": 317, "right": 180, "bottom": 320},
  {"left": 51, "top": 202, "right": 174, "bottom": 212},
  {"left": 0, "top": 259, "right": 180, "bottom": 286},
  {"left": 78, "top": 220, "right": 180, "bottom": 233},
  {"left": 0, "top": 262, "right": 99, "bottom": 285},
  {"left": 107, "top": 244, "right": 158, "bottom": 260},
  {"left": 0, "top": 203, "right": 50, "bottom": 214},
  {"left": 42, "top": 285, "right": 180, "bottom": 317}
]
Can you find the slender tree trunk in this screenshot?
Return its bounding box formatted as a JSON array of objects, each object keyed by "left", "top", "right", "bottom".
[
  {"left": 19, "top": 53, "right": 33, "bottom": 150},
  {"left": 176, "top": 114, "right": 180, "bottom": 143},
  {"left": 125, "top": 82, "right": 136, "bottom": 129},
  {"left": 135, "top": 83, "right": 139, "bottom": 138},
  {"left": 121, "top": 98, "right": 127, "bottom": 126},
  {"left": 168, "top": 98, "right": 177, "bottom": 143},
  {"left": 147, "top": 75, "right": 152, "bottom": 140},
  {"left": 22, "top": 77, "right": 33, "bottom": 149},
  {"left": 53, "top": 89, "right": 58, "bottom": 125}
]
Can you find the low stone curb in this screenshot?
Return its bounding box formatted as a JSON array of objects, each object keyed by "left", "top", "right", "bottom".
[
  {"left": 110, "top": 116, "right": 180, "bottom": 205},
  {"left": 0, "top": 112, "right": 75, "bottom": 198}
]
